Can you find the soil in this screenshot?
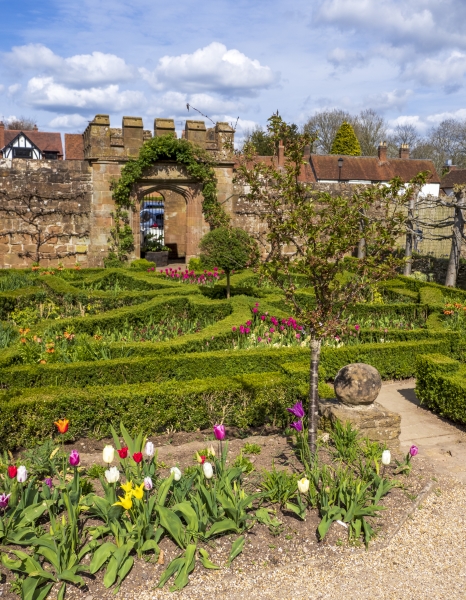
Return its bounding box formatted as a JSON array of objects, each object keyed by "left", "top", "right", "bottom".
[{"left": 0, "top": 430, "right": 433, "bottom": 599}]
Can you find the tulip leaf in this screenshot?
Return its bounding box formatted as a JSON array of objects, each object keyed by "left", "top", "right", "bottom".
[
  {"left": 21, "top": 577, "right": 54, "bottom": 600},
  {"left": 199, "top": 548, "right": 220, "bottom": 570},
  {"left": 89, "top": 542, "right": 117, "bottom": 574},
  {"left": 227, "top": 535, "right": 245, "bottom": 567},
  {"left": 140, "top": 539, "right": 160, "bottom": 554},
  {"left": 57, "top": 582, "right": 66, "bottom": 600},
  {"left": 119, "top": 422, "right": 135, "bottom": 455},
  {"left": 157, "top": 555, "right": 185, "bottom": 588},
  {"left": 172, "top": 501, "right": 199, "bottom": 533},
  {"left": 156, "top": 472, "right": 174, "bottom": 508},
  {"left": 58, "top": 570, "right": 85, "bottom": 586},
  {"left": 156, "top": 505, "right": 186, "bottom": 549},
  {"left": 116, "top": 555, "right": 134, "bottom": 585},
  {"left": 171, "top": 544, "right": 196, "bottom": 591},
  {"left": 285, "top": 501, "right": 306, "bottom": 520},
  {"left": 205, "top": 518, "right": 239, "bottom": 539}
]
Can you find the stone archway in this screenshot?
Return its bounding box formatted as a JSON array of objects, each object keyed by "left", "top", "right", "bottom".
[{"left": 133, "top": 162, "right": 208, "bottom": 262}]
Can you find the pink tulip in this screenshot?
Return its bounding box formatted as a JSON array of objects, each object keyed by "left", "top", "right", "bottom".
[
  {"left": 409, "top": 445, "right": 418, "bottom": 457},
  {"left": 213, "top": 424, "right": 226, "bottom": 440},
  {"left": 69, "top": 450, "right": 80, "bottom": 466}
]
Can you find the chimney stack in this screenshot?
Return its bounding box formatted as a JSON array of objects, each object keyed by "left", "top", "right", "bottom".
[
  {"left": 399, "top": 143, "right": 409, "bottom": 159},
  {"left": 278, "top": 139, "right": 285, "bottom": 167},
  {"left": 378, "top": 141, "right": 387, "bottom": 162},
  {"left": 33, "top": 124, "right": 38, "bottom": 131},
  {"left": 0, "top": 121, "right": 4, "bottom": 154}
]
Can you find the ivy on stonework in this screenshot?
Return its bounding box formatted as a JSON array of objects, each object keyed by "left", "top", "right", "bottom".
[{"left": 109, "top": 135, "right": 230, "bottom": 262}]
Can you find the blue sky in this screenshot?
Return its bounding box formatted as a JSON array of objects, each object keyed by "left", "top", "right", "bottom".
[{"left": 1, "top": 0, "right": 466, "bottom": 140}]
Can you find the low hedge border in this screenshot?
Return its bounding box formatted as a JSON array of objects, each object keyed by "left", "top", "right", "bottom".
[
  {"left": 415, "top": 353, "right": 466, "bottom": 425},
  {"left": 1, "top": 333, "right": 456, "bottom": 390},
  {"left": 0, "top": 371, "right": 312, "bottom": 450}
]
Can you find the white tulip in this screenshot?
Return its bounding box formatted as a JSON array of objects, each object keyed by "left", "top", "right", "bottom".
[
  {"left": 381, "top": 450, "right": 391, "bottom": 466},
  {"left": 105, "top": 466, "right": 120, "bottom": 484},
  {"left": 144, "top": 476, "right": 153, "bottom": 490},
  {"left": 145, "top": 441, "right": 155, "bottom": 457},
  {"left": 17, "top": 466, "right": 27, "bottom": 483},
  {"left": 297, "top": 477, "right": 309, "bottom": 494},
  {"left": 170, "top": 467, "right": 182, "bottom": 481},
  {"left": 102, "top": 445, "right": 115, "bottom": 464},
  {"left": 202, "top": 461, "right": 213, "bottom": 479}
]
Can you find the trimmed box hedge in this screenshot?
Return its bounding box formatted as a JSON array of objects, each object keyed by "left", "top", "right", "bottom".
[{"left": 415, "top": 353, "right": 466, "bottom": 424}]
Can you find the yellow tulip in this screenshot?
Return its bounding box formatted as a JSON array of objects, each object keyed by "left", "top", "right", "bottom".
[
  {"left": 113, "top": 494, "right": 132, "bottom": 510},
  {"left": 121, "top": 481, "right": 133, "bottom": 494},
  {"left": 132, "top": 482, "right": 145, "bottom": 500}
]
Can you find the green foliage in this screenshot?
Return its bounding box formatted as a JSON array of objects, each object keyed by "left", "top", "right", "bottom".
[
  {"left": 416, "top": 353, "right": 466, "bottom": 424},
  {"left": 244, "top": 126, "right": 275, "bottom": 155},
  {"left": 188, "top": 258, "right": 202, "bottom": 271},
  {"left": 330, "top": 121, "right": 362, "bottom": 156},
  {"left": 242, "top": 442, "right": 261, "bottom": 455},
  {"left": 130, "top": 259, "right": 156, "bottom": 271},
  {"left": 200, "top": 227, "right": 259, "bottom": 274}
]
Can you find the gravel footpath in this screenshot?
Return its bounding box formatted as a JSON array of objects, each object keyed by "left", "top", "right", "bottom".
[{"left": 124, "top": 475, "right": 466, "bottom": 600}]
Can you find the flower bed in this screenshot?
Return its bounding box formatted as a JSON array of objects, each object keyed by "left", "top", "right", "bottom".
[{"left": 159, "top": 266, "right": 225, "bottom": 286}]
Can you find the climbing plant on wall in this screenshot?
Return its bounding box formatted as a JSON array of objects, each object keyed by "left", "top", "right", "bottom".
[{"left": 108, "top": 135, "right": 230, "bottom": 263}]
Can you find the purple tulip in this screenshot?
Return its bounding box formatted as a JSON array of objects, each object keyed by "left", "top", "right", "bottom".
[
  {"left": 44, "top": 477, "right": 53, "bottom": 489},
  {"left": 0, "top": 493, "right": 11, "bottom": 509},
  {"left": 213, "top": 424, "right": 226, "bottom": 441},
  {"left": 409, "top": 445, "right": 418, "bottom": 457},
  {"left": 354, "top": 324, "right": 360, "bottom": 331},
  {"left": 287, "top": 401, "right": 305, "bottom": 419},
  {"left": 69, "top": 450, "right": 80, "bottom": 466},
  {"left": 290, "top": 421, "right": 303, "bottom": 432}
]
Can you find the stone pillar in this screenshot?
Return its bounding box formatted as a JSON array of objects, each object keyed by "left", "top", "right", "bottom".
[
  {"left": 122, "top": 116, "right": 144, "bottom": 158},
  {"left": 185, "top": 186, "right": 205, "bottom": 261},
  {"left": 154, "top": 119, "right": 176, "bottom": 138},
  {"left": 185, "top": 121, "right": 206, "bottom": 148}
]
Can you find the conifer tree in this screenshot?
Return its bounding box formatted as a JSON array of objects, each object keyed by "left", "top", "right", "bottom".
[{"left": 330, "top": 121, "right": 362, "bottom": 156}]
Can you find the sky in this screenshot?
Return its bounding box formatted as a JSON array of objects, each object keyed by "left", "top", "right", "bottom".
[{"left": 1, "top": 0, "right": 466, "bottom": 141}]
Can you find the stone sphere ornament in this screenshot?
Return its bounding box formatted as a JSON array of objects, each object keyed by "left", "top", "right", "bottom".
[{"left": 334, "top": 363, "right": 382, "bottom": 406}]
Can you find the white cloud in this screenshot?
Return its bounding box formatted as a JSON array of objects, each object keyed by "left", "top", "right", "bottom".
[
  {"left": 327, "top": 47, "right": 367, "bottom": 70},
  {"left": 314, "top": 0, "right": 466, "bottom": 54},
  {"left": 25, "top": 77, "right": 145, "bottom": 112},
  {"left": 48, "top": 114, "right": 89, "bottom": 129},
  {"left": 364, "top": 88, "right": 412, "bottom": 112},
  {"left": 150, "top": 91, "right": 245, "bottom": 118},
  {"left": 402, "top": 51, "right": 466, "bottom": 87},
  {"left": 426, "top": 108, "right": 466, "bottom": 124},
  {"left": 8, "top": 83, "right": 21, "bottom": 95},
  {"left": 6, "top": 44, "right": 135, "bottom": 86},
  {"left": 141, "top": 42, "right": 277, "bottom": 96}
]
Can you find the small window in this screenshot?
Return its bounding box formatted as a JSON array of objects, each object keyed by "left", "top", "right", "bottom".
[
  {"left": 13, "top": 147, "right": 33, "bottom": 159},
  {"left": 43, "top": 151, "right": 58, "bottom": 160}
]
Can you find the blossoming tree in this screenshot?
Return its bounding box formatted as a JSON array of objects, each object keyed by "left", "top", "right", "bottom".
[{"left": 235, "top": 113, "right": 426, "bottom": 452}]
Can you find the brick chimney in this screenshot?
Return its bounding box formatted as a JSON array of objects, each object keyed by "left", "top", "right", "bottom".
[
  {"left": 33, "top": 124, "right": 38, "bottom": 131},
  {"left": 278, "top": 139, "right": 285, "bottom": 167},
  {"left": 399, "top": 143, "right": 409, "bottom": 159},
  {"left": 378, "top": 141, "right": 387, "bottom": 162}
]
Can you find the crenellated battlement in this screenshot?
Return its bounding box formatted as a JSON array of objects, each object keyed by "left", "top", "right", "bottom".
[{"left": 83, "top": 115, "right": 234, "bottom": 161}]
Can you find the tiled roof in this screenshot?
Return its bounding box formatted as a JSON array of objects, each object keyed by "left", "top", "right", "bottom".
[
  {"left": 3, "top": 130, "right": 63, "bottom": 156},
  {"left": 440, "top": 169, "right": 466, "bottom": 188},
  {"left": 64, "top": 134, "right": 85, "bottom": 160},
  {"left": 309, "top": 154, "right": 440, "bottom": 184}
]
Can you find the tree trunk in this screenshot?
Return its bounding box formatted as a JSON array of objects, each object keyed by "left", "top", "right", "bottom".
[
  {"left": 404, "top": 192, "right": 416, "bottom": 276},
  {"left": 445, "top": 205, "right": 465, "bottom": 287},
  {"left": 226, "top": 271, "right": 231, "bottom": 299},
  {"left": 357, "top": 213, "right": 366, "bottom": 259},
  {"left": 308, "top": 338, "right": 321, "bottom": 454}
]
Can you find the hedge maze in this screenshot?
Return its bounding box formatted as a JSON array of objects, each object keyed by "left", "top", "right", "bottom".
[{"left": 0, "top": 266, "right": 462, "bottom": 449}]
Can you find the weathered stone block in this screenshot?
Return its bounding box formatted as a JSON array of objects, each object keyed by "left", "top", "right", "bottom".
[{"left": 319, "top": 399, "right": 401, "bottom": 447}]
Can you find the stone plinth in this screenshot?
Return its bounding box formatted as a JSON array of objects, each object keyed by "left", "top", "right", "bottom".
[{"left": 319, "top": 398, "right": 401, "bottom": 448}]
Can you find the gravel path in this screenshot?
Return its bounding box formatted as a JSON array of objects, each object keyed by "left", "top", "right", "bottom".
[{"left": 124, "top": 475, "right": 465, "bottom": 600}]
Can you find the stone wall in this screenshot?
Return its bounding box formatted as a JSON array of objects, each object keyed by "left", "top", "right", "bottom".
[
  {"left": 411, "top": 255, "right": 466, "bottom": 289},
  {"left": 0, "top": 158, "right": 92, "bottom": 268}
]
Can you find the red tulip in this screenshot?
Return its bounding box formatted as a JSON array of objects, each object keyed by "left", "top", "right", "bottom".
[
  {"left": 7, "top": 466, "right": 17, "bottom": 479},
  {"left": 117, "top": 447, "right": 129, "bottom": 459},
  {"left": 132, "top": 452, "right": 143, "bottom": 463}
]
